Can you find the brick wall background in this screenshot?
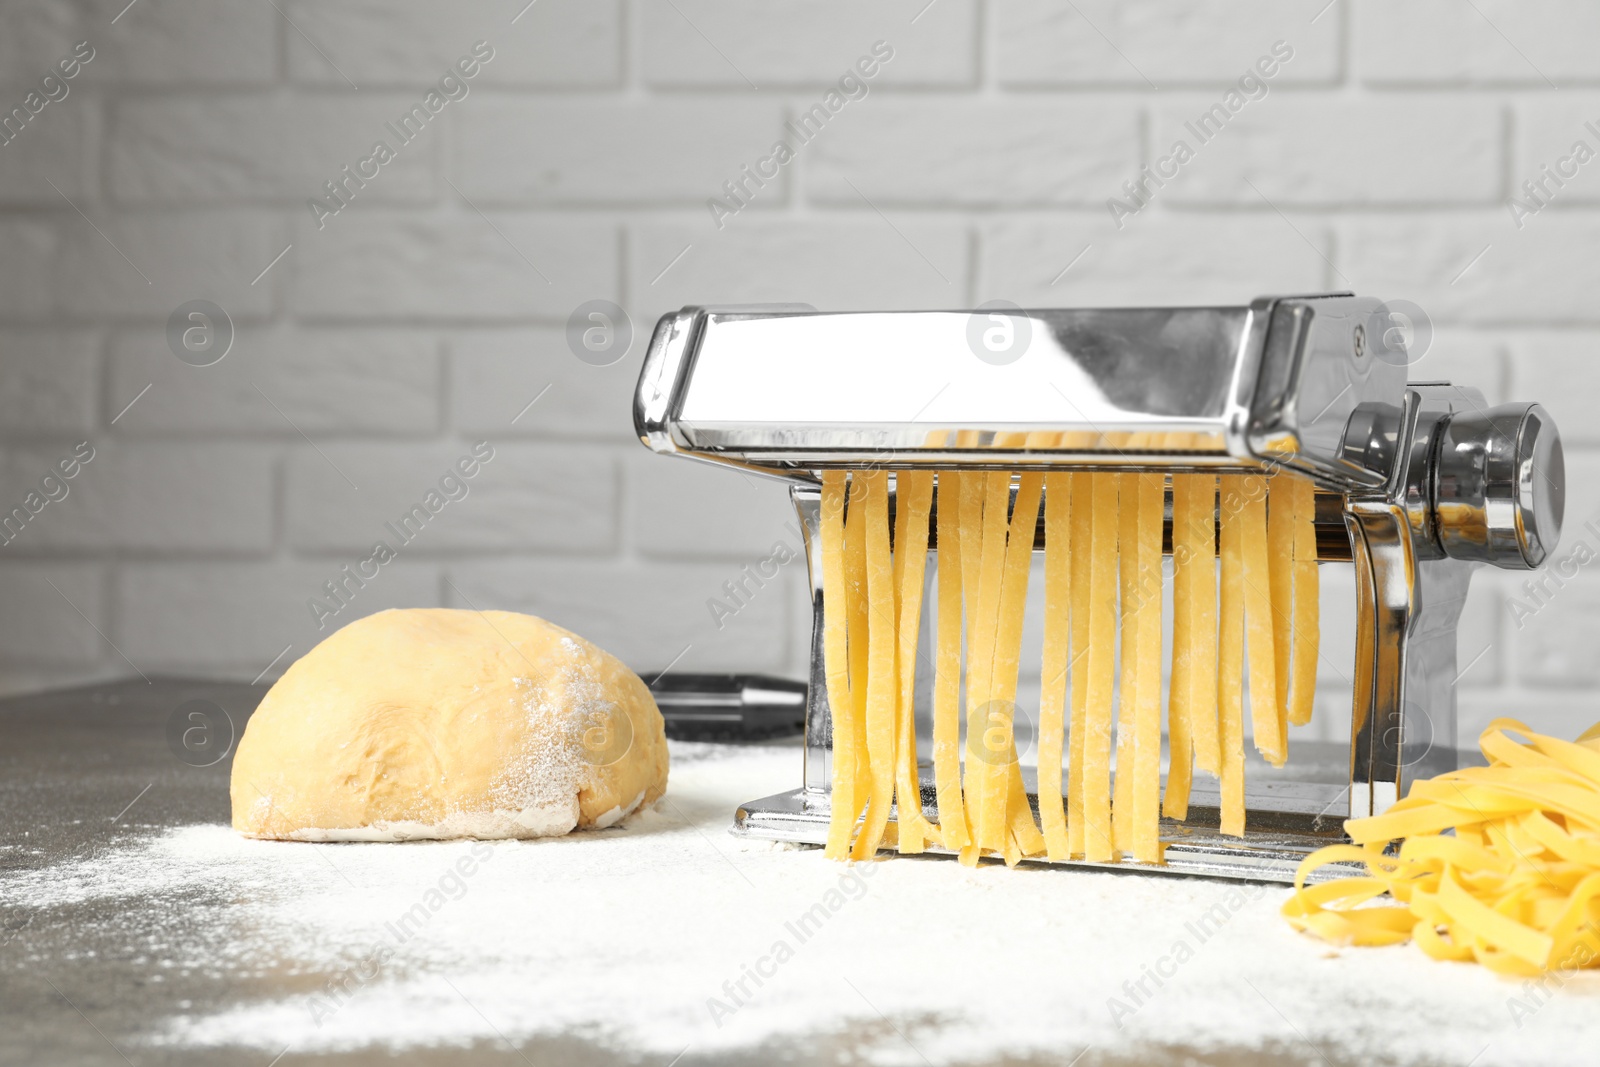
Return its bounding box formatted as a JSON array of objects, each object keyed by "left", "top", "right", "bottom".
[{"left": 1, "top": 0, "right": 1596, "bottom": 746}]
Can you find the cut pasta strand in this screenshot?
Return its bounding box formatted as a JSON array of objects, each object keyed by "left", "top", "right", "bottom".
[
  {"left": 1188, "top": 475, "right": 1220, "bottom": 776},
  {"left": 957, "top": 472, "right": 995, "bottom": 861},
  {"left": 932, "top": 472, "right": 970, "bottom": 850},
  {"left": 968, "top": 470, "right": 1013, "bottom": 855},
  {"left": 1113, "top": 473, "right": 1139, "bottom": 856},
  {"left": 844, "top": 473, "right": 871, "bottom": 819},
  {"left": 991, "top": 472, "right": 1045, "bottom": 864},
  {"left": 1131, "top": 471, "right": 1164, "bottom": 864},
  {"left": 1081, "top": 473, "right": 1119, "bottom": 863},
  {"left": 1038, "top": 471, "right": 1073, "bottom": 860},
  {"left": 820, "top": 471, "right": 858, "bottom": 859},
  {"left": 1217, "top": 475, "right": 1248, "bottom": 838},
  {"left": 1240, "top": 475, "right": 1285, "bottom": 767},
  {"left": 1267, "top": 474, "right": 1296, "bottom": 746},
  {"left": 892, "top": 471, "right": 934, "bottom": 853},
  {"left": 851, "top": 471, "right": 899, "bottom": 861},
  {"left": 1288, "top": 475, "right": 1320, "bottom": 727},
  {"left": 1166, "top": 473, "right": 1194, "bottom": 822},
  {"left": 1066, "top": 472, "right": 1093, "bottom": 859}
]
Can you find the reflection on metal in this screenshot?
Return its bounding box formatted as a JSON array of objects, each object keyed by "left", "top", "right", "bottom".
[{"left": 636, "top": 293, "right": 1567, "bottom": 879}]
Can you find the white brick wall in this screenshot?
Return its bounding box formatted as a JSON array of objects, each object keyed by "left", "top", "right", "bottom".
[
  {"left": 283, "top": 1, "right": 622, "bottom": 88},
  {"left": 456, "top": 100, "right": 788, "bottom": 204},
  {"left": 290, "top": 214, "right": 617, "bottom": 319},
  {"left": 996, "top": 1, "right": 1342, "bottom": 86},
  {"left": 109, "top": 97, "right": 442, "bottom": 204},
  {"left": 0, "top": 0, "right": 1592, "bottom": 751}
]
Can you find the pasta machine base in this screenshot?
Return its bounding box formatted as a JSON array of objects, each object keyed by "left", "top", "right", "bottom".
[
  {"left": 736, "top": 742, "right": 1378, "bottom": 882},
  {"left": 734, "top": 782, "right": 1353, "bottom": 884}
]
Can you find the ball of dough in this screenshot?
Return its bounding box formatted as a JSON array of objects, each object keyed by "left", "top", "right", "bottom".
[{"left": 231, "top": 608, "right": 668, "bottom": 841}]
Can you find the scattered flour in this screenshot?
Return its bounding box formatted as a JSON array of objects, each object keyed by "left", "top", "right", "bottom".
[{"left": 5, "top": 740, "right": 1599, "bottom": 1065}]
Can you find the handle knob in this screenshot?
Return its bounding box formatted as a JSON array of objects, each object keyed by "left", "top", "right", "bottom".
[{"left": 1434, "top": 403, "right": 1564, "bottom": 569}]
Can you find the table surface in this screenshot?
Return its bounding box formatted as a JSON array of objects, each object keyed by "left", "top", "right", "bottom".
[{"left": 2, "top": 679, "right": 1597, "bottom": 1067}]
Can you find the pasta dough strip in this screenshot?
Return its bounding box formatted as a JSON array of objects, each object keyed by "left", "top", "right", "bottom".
[
  {"left": 1002, "top": 431, "right": 1062, "bottom": 862},
  {"left": 1218, "top": 475, "right": 1247, "bottom": 837},
  {"left": 1288, "top": 475, "right": 1320, "bottom": 727},
  {"left": 892, "top": 471, "right": 935, "bottom": 853},
  {"left": 1131, "top": 471, "right": 1165, "bottom": 863},
  {"left": 969, "top": 470, "right": 1014, "bottom": 855},
  {"left": 844, "top": 474, "right": 872, "bottom": 814},
  {"left": 932, "top": 471, "right": 971, "bottom": 850},
  {"left": 957, "top": 469, "right": 990, "bottom": 866},
  {"left": 820, "top": 472, "right": 859, "bottom": 859},
  {"left": 1240, "top": 475, "right": 1285, "bottom": 767},
  {"left": 851, "top": 471, "right": 898, "bottom": 860},
  {"left": 957, "top": 470, "right": 986, "bottom": 644},
  {"left": 1113, "top": 473, "right": 1139, "bottom": 856},
  {"left": 1188, "top": 475, "right": 1221, "bottom": 776},
  {"left": 1005, "top": 762, "right": 1045, "bottom": 863},
  {"left": 987, "top": 472, "right": 1046, "bottom": 864},
  {"left": 1082, "top": 473, "right": 1119, "bottom": 862},
  {"left": 1066, "top": 473, "right": 1094, "bottom": 859},
  {"left": 1038, "top": 472, "right": 1073, "bottom": 861},
  {"left": 1267, "top": 475, "right": 1296, "bottom": 747},
  {"left": 1166, "top": 475, "right": 1194, "bottom": 820}
]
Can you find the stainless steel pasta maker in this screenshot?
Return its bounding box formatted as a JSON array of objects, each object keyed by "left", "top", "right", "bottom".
[{"left": 633, "top": 293, "right": 1565, "bottom": 881}]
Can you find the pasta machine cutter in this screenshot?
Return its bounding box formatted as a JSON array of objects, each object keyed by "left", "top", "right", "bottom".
[{"left": 633, "top": 293, "right": 1565, "bottom": 881}]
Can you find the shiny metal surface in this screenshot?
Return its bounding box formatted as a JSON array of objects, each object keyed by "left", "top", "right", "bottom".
[
  {"left": 650, "top": 673, "right": 807, "bottom": 740},
  {"left": 636, "top": 294, "right": 1404, "bottom": 482},
  {"left": 679, "top": 306, "right": 1248, "bottom": 440},
  {"left": 1245, "top": 296, "right": 1403, "bottom": 487},
  {"left": 634, "top": 306, "right": 700, "bottom": 457},
  {"left": 794, "top": 490, "right": 830, "bottom": 796},
  {"left": 1345, "top": 502, "right": 1469, "bottom": 819},
  {"left": 1435, "top": 401, "right": 1566, "bottom": 568},
  {"left": 1397, "top": 384, "right": 1485, "bottom": 561},
  {"left": 1346, "top": 386, "right": 1479, "bottom": 818}
]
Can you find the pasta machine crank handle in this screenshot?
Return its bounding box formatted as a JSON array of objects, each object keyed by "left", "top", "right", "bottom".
[{"left": 1348, "top": 386, "right": 1564, "bottom": 819}]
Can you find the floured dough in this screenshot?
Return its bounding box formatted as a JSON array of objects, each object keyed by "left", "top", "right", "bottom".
[{"left": 231, "top": 608, "right": 668, "bottom": 841}]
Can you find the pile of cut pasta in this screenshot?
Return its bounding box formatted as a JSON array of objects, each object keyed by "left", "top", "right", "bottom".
[
  {"left": 1284, "top": 720, "right": 1600, "bottom": 975},
  {"left": 820, "top": 451, "right": 1320, "bottom": 867}
]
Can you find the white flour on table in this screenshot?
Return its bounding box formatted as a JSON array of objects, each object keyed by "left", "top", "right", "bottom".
[{"left": 4, "top": 739, "right": 1598, "bottom": 1066}]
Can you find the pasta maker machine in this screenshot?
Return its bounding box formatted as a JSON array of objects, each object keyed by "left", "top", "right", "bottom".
[{"left": 633, "top": 293, "right": 1565, "bottom": 881}]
